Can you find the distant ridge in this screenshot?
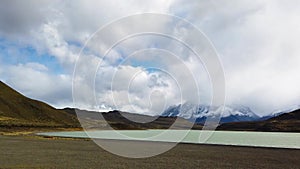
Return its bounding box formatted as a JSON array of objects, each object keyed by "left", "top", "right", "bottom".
[
  {"left": 62, "top": 108, "right": 203, "bottom": 130},
  {"left": 0, "top": 81, "right": 80, "bottom": 128},
  {"left": 217, "top": 109, "right": 300, "bottom": 132},
  {"left": 260, "top": 105, "right": 300, "bottom": 121}
]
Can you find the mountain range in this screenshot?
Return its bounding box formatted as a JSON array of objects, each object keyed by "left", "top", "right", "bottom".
[
  {"left": 162, "top": 103, "right": 261, "bottom": 123},
  {"left": 63, "top": 108, "right": 202, "bottom": 130},
  {"left": 0, "top": 81, "right": 201, "bottom": 131},
  {"left": 217, "top": 108, "right": 300, "bottom": 132},
  {"left": 0, "top": 80, "right": 299, "bottom": 132}
]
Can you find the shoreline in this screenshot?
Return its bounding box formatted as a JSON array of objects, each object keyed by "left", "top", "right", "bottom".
[{"left": 35, "top": 129, "right": 300, "bottom": 150}]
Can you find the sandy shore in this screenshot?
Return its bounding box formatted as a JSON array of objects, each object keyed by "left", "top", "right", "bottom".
[{"left": 0, "top": 135, "right": 299, "bottom": 169}]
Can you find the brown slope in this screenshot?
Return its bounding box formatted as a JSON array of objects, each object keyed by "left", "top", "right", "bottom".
[
  {"left": 0, "top": 81, "right": 79, "bottom": 128},
  {"left": 63, "top": 108, "right": 203, "bottom": 130},
  {"left": 217, "top": 109, "right": 300, "bottom": 132},
  {"left": 269, "top": 109, "right": 300, "bottom": 121}
]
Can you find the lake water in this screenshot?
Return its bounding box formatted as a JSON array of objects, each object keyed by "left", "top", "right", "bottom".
[{"left": 37, "top": 130, "right": 300, "bottom": 149}]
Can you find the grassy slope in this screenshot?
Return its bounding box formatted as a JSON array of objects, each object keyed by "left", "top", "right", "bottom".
[{"left": 0, "top": 81, "right": 80, "bottom": 128}]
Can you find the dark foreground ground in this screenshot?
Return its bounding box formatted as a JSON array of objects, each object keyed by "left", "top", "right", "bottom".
[{"left": 0, "top": 135, "right": 299, "bottom": 169}]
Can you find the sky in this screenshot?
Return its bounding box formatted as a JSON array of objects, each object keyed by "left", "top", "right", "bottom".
[{"left": 0, "top": 0, "right": 300, "bottom": 116}]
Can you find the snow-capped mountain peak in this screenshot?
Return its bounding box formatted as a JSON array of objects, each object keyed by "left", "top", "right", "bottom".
[{"left": 162, "top": 103, "right": 260, "bottom": 123}]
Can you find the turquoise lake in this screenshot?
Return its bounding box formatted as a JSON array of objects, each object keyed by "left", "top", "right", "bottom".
[{"left": 37, "top": 130, "right": 300, "bottom": 149}]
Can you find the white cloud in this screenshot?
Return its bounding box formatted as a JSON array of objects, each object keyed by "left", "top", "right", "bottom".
[
  {"left": 1, "top": 0, "right": 300, "bottom": 115},
  {"left": 24, "top": 62, "right": 48, "bottom": 71},
  {"left": 3, "top": 63, "right": 73, "bottom": 107},
  {"left": 92, "top": 65, "right": 182, "bottom": 115},
  {"left": 166, "top": 0, "right": 300, "bottom": 114}
]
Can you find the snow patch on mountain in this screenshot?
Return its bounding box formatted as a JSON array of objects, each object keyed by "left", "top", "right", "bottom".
[
  {"left": 269, "top": 105, "right": 300, "bottom": 117},
  {"left": 162, "top": 102, "right": 260, "bottom": 123}
]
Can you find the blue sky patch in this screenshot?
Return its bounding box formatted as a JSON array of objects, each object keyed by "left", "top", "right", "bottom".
[{"left": 0, "top": 38, "right": 64, "bottom": 74}]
